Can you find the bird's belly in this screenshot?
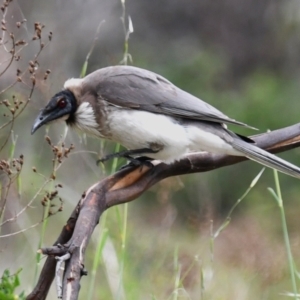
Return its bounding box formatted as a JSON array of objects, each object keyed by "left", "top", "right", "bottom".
[
  {"left": 107, "top": 109, "right": 190, "bottom": 163},
  {"left": 106, "top": 108, "right": 242, "bottom": 163}
]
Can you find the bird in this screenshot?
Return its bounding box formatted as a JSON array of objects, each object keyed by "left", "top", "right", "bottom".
[{"left": 31, "top": 65, "right": 300, "bottom": 178}]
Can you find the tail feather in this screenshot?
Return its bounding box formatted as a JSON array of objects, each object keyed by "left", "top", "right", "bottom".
[{"left": 231, "top": 139, "right": 300, "bottom": 179}]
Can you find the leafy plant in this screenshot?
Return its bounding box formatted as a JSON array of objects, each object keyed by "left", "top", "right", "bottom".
[{"left": 0, "top": 269, "right": 25, "bottom": 300}]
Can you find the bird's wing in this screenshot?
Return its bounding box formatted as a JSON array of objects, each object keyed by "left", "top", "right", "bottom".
[{"left": 83, "top": 66, "right": 256, "bottom": 129}]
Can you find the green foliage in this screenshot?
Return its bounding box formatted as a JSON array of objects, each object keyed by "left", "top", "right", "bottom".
[{"left": 0, "top": 269, "right": 25, "bottom": 300}]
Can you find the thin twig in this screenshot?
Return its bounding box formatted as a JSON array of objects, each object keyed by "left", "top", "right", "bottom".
[{"left": 55, "top": 253, "right": 71, "bottom": 299}]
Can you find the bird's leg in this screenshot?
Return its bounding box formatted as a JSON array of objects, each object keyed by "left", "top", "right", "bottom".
[
  {"left": 120, "top": 155, "right": 154, "bottom": 169},
  {"left": 97, "top": 148, "right": 158, "bottom": 166}
]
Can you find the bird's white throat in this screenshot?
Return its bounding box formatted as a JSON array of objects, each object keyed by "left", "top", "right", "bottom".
[{"left": 72, "top": 102, "right": 102, "bottom": 137}]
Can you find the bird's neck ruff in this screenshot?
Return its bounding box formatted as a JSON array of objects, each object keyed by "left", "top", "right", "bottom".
[
  {"left": 68, "top": 102, "right": 103, "bottom": 137},
  {"left": 64, "top": 78, "right": 83, "bottom": 101}
]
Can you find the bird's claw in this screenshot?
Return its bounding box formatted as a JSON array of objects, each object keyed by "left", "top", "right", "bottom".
[
  {"left": 119, "top": 156, "right": 154, "bottom": 170},
  {"left": 97, "top": 154, "right": 154, "bottom": 170}
]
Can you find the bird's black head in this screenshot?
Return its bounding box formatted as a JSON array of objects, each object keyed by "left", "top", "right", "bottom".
[{"left": 31, "top": 90, "right": 77, "bottom": 134}]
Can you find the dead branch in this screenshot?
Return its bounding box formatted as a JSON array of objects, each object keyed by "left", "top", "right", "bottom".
[{"left": 26, "top": 122, "right": 300, "bottom": 300}]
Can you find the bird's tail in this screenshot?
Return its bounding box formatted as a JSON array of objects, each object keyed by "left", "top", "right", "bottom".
[{"left": 231, "top": 139, "right": 300, "bottom": 179}]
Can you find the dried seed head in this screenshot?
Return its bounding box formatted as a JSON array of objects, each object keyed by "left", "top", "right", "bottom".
[
  {"left": 53, "top": 146, "right": 59, "bottom": 153},
  {"left": 3, "top": 99, "right": 10, "bottom": 106},
  {"left": 50, "top": 190, "right": 58, "bottom": 197},
  {"left": 45, "top": 135, "right": 51, "bottom": 145},
  {"left": 16, "top": 39, "right": 26, "bottom": 46},
  {"left": 30, "top": 75, "right": 36, "bottom": 85}
]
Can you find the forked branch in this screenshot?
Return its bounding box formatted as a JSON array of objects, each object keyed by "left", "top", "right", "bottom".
[{"left": 27, "top": 122, "right": 300, "bottom": 300}]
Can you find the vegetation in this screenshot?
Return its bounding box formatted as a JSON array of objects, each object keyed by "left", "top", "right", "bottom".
[
  {"left": 1, "top": 0, "right": 300, "bottom": 299},
  {"left": 0, "top": 269, "right": 25, "bottom": 300}
]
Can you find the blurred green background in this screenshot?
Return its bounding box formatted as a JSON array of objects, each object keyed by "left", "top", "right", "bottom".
[{"left": 1, "top": 0, "right": 300, "bottom": 299}]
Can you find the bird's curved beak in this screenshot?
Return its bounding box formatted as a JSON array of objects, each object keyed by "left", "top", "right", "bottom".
[{"left": 31, "top": 110, "right": 51, "bottom": 134}]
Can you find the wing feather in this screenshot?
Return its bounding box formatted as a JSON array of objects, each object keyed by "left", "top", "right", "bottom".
[{"left": 82, "top": 66, "right": 256, "bottom": 129}]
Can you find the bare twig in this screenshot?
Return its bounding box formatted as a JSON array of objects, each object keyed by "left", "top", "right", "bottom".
[
  {"left": 0, "top": 32, "right": 15, "bottom": 77},
  {"left": 0, "top": 179, "right": 51, "bottom": 228},
  {"left": 55, "top": 253, "right": 71, "bottom": 299},
  {"left": 27, "top": 202, "right": 80, "bottom": 300}
]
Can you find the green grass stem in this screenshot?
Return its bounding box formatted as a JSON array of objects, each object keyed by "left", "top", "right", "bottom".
[{"left": 268, "top": 170, "right": 299, "bottom": 300}]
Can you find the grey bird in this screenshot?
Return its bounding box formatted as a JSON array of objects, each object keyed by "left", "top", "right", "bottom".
[{"left": 31, "top": 65, "right": 300, "bottom": 178}]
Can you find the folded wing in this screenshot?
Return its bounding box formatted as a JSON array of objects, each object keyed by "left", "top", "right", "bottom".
[{"left": 83, "top": 66, "right": 257, "bottom": 129}]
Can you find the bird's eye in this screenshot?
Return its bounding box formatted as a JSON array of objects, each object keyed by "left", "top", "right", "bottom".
[{"left": 57, "top": 99, "right": 67, "bottom": 108}]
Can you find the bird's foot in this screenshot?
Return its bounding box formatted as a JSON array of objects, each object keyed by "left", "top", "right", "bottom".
[
  {"left": 119, "top": 156, "right": 154, "bottom": 170},
  {"left": 96, "top": 148, "right": 158, "bottom": 166},
  {"left": 97, "top": 152, "right": 122, "bottom": 165}
]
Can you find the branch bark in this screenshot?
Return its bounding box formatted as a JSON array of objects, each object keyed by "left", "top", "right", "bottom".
[{"left": 26, "top": 123, "right": 300, "bottom": 300}]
